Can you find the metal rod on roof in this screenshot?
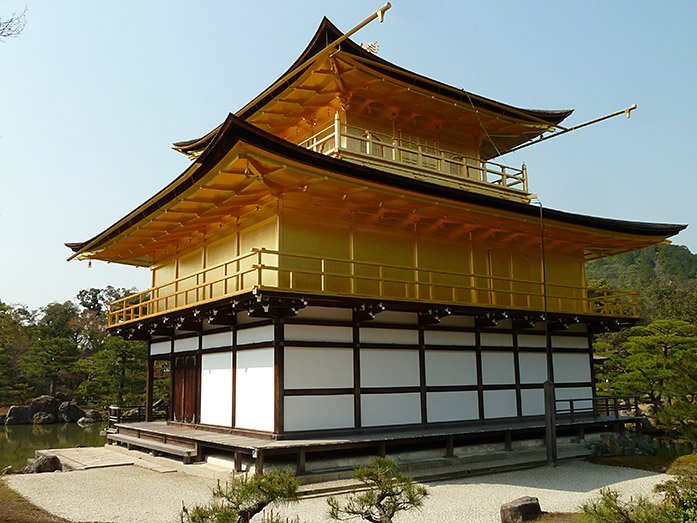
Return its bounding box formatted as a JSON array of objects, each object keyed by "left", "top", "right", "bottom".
[
  {"left": 237, "top": 3, "right": 392, "bottom": 117},
  {"left": 500, "top": 103, "right": 637, "bottom": 157}
]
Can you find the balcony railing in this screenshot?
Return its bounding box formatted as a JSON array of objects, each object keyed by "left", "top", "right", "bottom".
[
  {"left": 556, "top": 395, "right": 640, "bottom": 422},
  {"left": 297, "top": 113, "right": 529, "bottom": 200},
  {"left": 107, "top": 248, "right": 638, "bottom": 327}
]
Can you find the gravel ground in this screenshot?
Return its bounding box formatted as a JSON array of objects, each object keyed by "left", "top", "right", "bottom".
[{"left": 4, "top": 460, "right": 670, "bottom": 523}]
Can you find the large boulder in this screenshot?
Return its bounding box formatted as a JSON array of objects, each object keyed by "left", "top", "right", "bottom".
[
  {"left": 29, "top": 395, "right": 61, "bottom": 417},
  {"left": 5, "top": 405, "right": 32, "bottom": 425},
  {"left": 22, "top": 455, "right": 62, "bottom": 474},
  {"left": 58, "top": 401, "right": 86, "bottom": 423},
  {"left": 500, "top": 496, "right": 542, "bottom": 523},
  {"left": 33, "top": 412, "right": 57, "bottom": 425}
]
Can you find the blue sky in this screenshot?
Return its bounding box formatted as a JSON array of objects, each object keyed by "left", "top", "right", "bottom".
[{"left": 1, "top": 1, "right": 695, "bottom": 309}]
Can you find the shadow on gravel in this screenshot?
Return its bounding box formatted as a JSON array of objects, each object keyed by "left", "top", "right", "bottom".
[{"left": 426, "top": 460, "right": 666, "bottom": 493}]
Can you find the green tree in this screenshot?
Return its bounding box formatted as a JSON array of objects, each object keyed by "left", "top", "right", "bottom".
[
  {"left": 597, "top": 320, "right": 697, "bottom": 441},
  {"left": 0, "top": 302, "right": 35, "bottom": 403},
  {"left": 180, "top": 469, "right": 299, "bottom": 523},
  {"left": 327, "top": 457, "right": 428, "bottom": 523},
  {"left": 77, "top": 336, "right": 146, "bottom": 406},
  {"left": 22, "top": 337, "right": 79, "bottom": 396}
]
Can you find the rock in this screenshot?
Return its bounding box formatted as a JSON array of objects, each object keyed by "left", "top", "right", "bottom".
[
  {"left": 83, "top": 409, "right": 103, "bottom": 422},
  {"left": 22, "top": 455, "right": 62, "bottom": 474},
  {"left": 634, "top": 433, "right": 659, "bottom": 455},
  {"left": 29, "top": 395, "right": 61, "bottom": 417},
  {"left": 1, "top": 465, "right": 14, "bottom": 475},
  {"left": 54, "top": 392, "right": 69, "bottom": 402},
  {"left": 33, "top": 412, "right": 57, "bottom": 425},
  {"left": 58, "top": 401, "right": 86, "bottom": 423},
  {"left": 5, "top": 405, "right": 32, "bottom": 425},
  {"left": 500, "top": 496, "right": 542, "bottom": 523}
]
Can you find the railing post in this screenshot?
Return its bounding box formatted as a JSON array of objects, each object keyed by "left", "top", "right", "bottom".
[
  {"left": 522, "top": 163, "right": 528, "bottom": 192},
  {"left": 334, "top": 111, "right": 341, "bottom": 151},
  {"left": 417, "top": 144, "right": 423, "bottom": 167},
  {"left": 321, "top": 258, "right": 326, "bottom": 292},
  {"left": 257, "top": 250, "right": 263, "bottom": 287}
]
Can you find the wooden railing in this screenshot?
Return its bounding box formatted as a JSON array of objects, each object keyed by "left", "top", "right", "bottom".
[
  {"left": 108, "top": 248, "right": 638, "bottom": 327},
  {"left": 555, "top": 395, "right": 640, "bottom": 422},
  {"left": 297, "top": 113, "right": 528, "bottom": 199}
]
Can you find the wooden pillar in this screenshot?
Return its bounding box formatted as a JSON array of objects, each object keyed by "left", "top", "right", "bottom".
[
  {"left": 544, "top": 380, "right": 557, "bottom": 465},
  {"left": 504, "top": 431, "right": 513, "bottom": 451},
  {"left": 445, "top": 436, "right": 454, "bottom": 458},
  {"left": 234, "top": 450, "right": 243, "bottom": 473},
  {"left": 297, "top": 448, "right": 306, "bottom": 475},
  {"left": 145, "top": 358, "right": 154, "bottom": 422},
  {"left": 254, "top": 449, "right": 264, "bottom": 475}
]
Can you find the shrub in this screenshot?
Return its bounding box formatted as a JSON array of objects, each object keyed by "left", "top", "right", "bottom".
[{"left": 327, "top": 457, "right": 428, "bottom": 523}]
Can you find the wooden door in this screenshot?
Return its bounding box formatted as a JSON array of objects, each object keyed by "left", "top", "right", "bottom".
[{"left": 172, "top": 355, "right": 199, "bottom": 423}]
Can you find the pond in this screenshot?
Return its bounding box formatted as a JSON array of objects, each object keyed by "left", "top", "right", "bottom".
[{"left": 0, "top": 422, "right": 107, "bottom": 470}]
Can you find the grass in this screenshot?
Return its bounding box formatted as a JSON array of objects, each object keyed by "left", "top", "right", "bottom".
[
  {"left": 534, "top": 513, "right": 578, "bottom": 522},
  {"left": 0, "top": 479, "right": 70, "bottom": 523},
  {"left": 586, "top": 454, "right": 676, "bottom": 473}
]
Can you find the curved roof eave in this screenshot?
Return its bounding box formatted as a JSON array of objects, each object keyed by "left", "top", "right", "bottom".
[
  {"left": 68, "top": 114, "right": 686, "bottom": 260},
  {"left": 172, "top": 17, "right": 573, "bottom": 159}
]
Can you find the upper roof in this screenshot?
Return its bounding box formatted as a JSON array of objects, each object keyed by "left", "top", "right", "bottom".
[
  {"left": 172, "top": 18, "right": 573, "bottom": 161},
  {"left": 67, "top": 113, "right": 686, "bottom": 266}
]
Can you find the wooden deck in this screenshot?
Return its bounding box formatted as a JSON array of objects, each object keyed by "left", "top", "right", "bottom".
[{"left": 109, "top": 414, "right": 637, "bottom": 474}]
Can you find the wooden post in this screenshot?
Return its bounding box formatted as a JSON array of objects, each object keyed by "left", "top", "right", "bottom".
[
  {"left": 445, "top": 436, "right": 454, "bottom": 458},
  {"left": 297, "top": 448, "right": 306, "bottom": 474},
  {"left": 504, "top": 431, "right": 513, "bottom": 451},
  {"left": 234, "top": 450, "right": 243, "bottom": 473},
  {"left": 544, "top": 380, "right": 557, "bottom": 465},
  {"left": 254, "top": 449, "right": 264, "bottom": 475},
  {"left": 378, "top": 442, "right": 386, "bottom": 457},
  {"left": 146, "top": 357, "right": 154, "bottom": 422}
]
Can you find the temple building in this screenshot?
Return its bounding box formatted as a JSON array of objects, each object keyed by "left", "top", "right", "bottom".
[{"left": 67, "top": 17, "right": 684, "bottom": 467}]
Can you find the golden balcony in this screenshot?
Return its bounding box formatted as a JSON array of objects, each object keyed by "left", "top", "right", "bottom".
[
  {"left": 107, "top": 248, "right": 638, "bottom": 328},
  {"left": 297, "top": 114, "right": 529, "bottom": 203}
]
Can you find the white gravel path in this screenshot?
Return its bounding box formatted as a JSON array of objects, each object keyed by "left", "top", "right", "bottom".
[{"left": 4, "top": 460, "right": 670, "bottom": 523}]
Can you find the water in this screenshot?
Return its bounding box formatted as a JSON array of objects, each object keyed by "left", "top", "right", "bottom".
[{"left": 0, "top": 422, "right": 107, "bottom": 470}]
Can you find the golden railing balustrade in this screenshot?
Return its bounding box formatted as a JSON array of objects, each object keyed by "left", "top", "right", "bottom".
[
  {"left": 107, "top": 248, "right": 638, "bottom": 327},
  {"left": 297, "top": 115, "right": 528, "bottom": 199}
]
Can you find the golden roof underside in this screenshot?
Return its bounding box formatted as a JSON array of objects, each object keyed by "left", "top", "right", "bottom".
[
  {"left": 68, "top": 116, "right": 683, "bottom": 267},
  {"left": 173, "top": 18, "right": 572, "bottom": 161}
]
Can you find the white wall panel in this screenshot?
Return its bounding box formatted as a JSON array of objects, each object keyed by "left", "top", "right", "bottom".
[
  {"left": 519, "top": 352, "right": 548, "bottom": 384},
  {"left": 174, "top": 336, "right": 198, "bottom": 353},
  {"left": 360, "top": 349, "right": 419, "bottom": 387},
  {"left": 555, "top": 387, "right": 593, "bottom": 411},
  {"left": 481, "top": 351, "right": 515, "bottom": 385},
  {"left": 202, "top": 331, "right": 232, "bottom": 350},
  {"left": 361, "top": 393, "right": 421, "bottom": 427},
  {"left": 427, "top": 391, "right": 478, "bottom": 422},
  {"left": 150, "top": 340, "right": 171, "bottom": 355},
  {"left": 425, "top": 350, "right": 477, "bottom": 386},
  {"left": 284, "top": 395, "right": 354, "bottom": 431},
  {"left": 483, "top": 389, "right": 517, "bottom": 418},
  {"left": 236, "top": 324, "right": 274, "bottom": 346},
  {"left": 552, "top": 336, "right": 589, "bottom": 349},
  {"left": 284, "top": 324, "right": 352, "bottom": 343},
  {"left": 424, "top": 330, "right": 476, "bottom": 347},
  {"left": 200, "top": 352, "right": 233, "bottom": 427},
  {"left": 285, "top": 348, "right": 353, "bottom": 389},
  {"left": 553, "top": 353, "right": 591, "bottom": 383},
  {"left": 480, "top": 332, "right": 513, "bottom": 347},
  {"left": 517, "top": 334, "right": 547, "bottom": 348},
  {"left": 360, "top": 328, "right": 418, "bottom": 345},
  {"left": 295, "top": 307, "right": 353, "bottom": 322},
  {"left": 521, "top": 388, "right": 545, "bottom": 416},
  {"left": 235, "top": 348, "right": 274, "bottom": 432}
]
